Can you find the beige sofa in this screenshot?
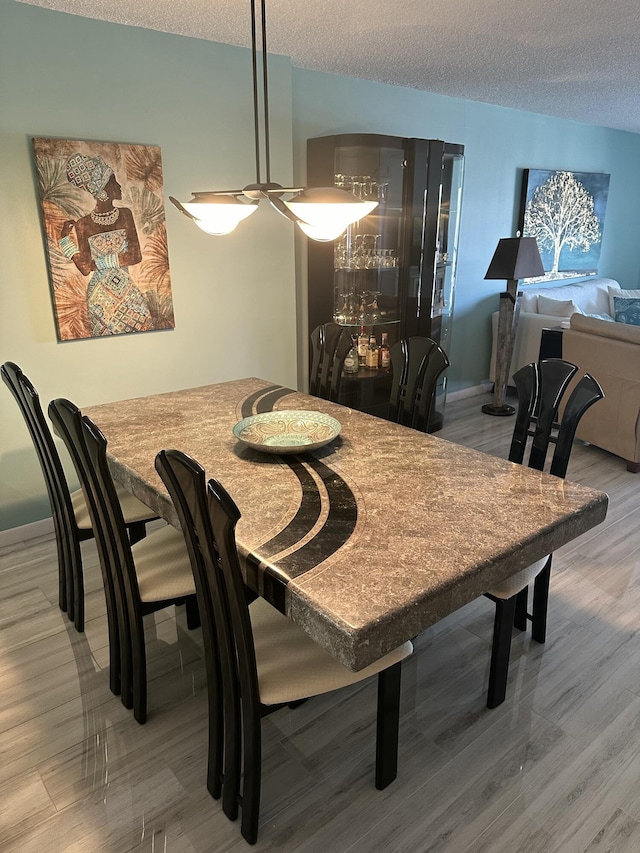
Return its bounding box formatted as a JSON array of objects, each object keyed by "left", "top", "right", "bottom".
[
  {"left": 490, "top": 277, "right": 621, "bottom": 385},
  {"left": 562, "top": 314, "right": 640, "bottom": 472}
]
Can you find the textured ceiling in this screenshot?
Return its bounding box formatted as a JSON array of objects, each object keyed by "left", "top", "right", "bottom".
[{"left": 18, "top": 0, "right": 640, "bottom": 135}]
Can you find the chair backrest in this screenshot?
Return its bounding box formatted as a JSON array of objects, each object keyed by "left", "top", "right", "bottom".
[
  {"left": 509, "top": 359, "right": 604, "bottom": 479},
  {"left": 309, "top": 322, "right": 353, "bottom": 401},
  {"left": 388, "top": 337, "right": 450, "bottom": 432},
  {"left": 1, "top": 361, "right": 76, "bottom": 610},
  {"left": 48, "top": 398, "right": 131, "bottom": 693},
  {"left": 48, "top": 399, "right": 137, "bottom": 635},
  {"left": 155, "top": 449, "right": 259, "bottom": 809}
]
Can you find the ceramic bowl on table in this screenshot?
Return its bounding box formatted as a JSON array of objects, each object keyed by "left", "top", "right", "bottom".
[{"left": 232, "top": 410, "right": 341, "bottom": 454}]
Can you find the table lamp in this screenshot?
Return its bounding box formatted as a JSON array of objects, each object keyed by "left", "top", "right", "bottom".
[{"left": 483, "top": 235, "right": 545, "bottom": 416}]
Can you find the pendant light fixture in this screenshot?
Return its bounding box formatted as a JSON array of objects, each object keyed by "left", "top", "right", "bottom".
[{"left": 170, "top": 0, "right": 377, "bottom": 241}]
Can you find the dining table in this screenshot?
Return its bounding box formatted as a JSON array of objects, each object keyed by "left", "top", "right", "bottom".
[{"left": 84, "top": 377, "right": 608, "bottom": 672}]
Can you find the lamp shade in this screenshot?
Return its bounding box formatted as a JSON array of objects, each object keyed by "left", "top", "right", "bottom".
[
  {"left": 485, "top": 236, "right": 545, "bottom": 281},
  {"left": 283, "top": 187, "right": 378, "bottom": 236},
  {"left": 182, "top": 195, "right": 258, "bottom": 236}
]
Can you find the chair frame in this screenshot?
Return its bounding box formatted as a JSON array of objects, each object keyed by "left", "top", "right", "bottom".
[
  {"left": 2, "top": 361, "right": 81, "bottom": 624},
  {"left": 156, "top": 449, "right": 403, "bottom": 845},
  {"left": 49, "top": 399, "right": 198, "bottom": 722},
  {"left": 485, "top": 358, "right": 604, "bottom": 708},
  {"left": 2, "top": 361, "right": 153, "bottom": 633},
  {"left": 388, "top": 337, "right": 450, "bottom": 432},
  {"left": 309, "top": 322, "right": 353, "bottom": 402}
]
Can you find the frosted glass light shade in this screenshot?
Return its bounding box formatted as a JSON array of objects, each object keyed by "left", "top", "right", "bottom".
[
  {"left": 296, "top": 220, "right": 350, "bottom": 241},
  {"left": 183, "top": 196, "right": 258, "bottom": 236},
  {"left": 284, "top": 187, "right": 378, "bottom": 237}
]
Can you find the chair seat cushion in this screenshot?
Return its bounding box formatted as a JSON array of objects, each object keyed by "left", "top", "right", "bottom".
[
  {"left": 486, "top": 556, "right": 550, "bottom": 599},
  {"left": 250, "top": 597, "right": 412, "bottom": 706},
  {"left": 71, "top": 484, "right": 157, "bottom": 530},
  {"left": 131, "top": 524, "right": 195, "bottom": 602}
]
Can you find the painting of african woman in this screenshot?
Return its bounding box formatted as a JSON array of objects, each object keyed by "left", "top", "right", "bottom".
[{"left": 32, "top": 137, "right": 175, "bottom": 341}]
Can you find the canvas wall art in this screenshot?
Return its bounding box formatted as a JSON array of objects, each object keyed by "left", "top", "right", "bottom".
[
  {"left": 33, "top": 137, "right": 175, "bottom": 341},
  {"left": 518, "top": 168, "right": 610, "bottom": 283}
]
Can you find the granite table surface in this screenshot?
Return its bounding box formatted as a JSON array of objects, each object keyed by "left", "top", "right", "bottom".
[{"left": 84, "top": 377, "right": 609, "bottom": 671}]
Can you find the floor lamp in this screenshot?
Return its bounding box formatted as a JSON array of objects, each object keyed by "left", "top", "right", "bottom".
[{"left": 482, "top": 235, "right": 545, "bottom": 416}]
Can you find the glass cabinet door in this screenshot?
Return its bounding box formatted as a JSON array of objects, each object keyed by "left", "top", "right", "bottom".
[
  {"left": 331, "top": 144, "right": 404, "bottom": 354},
  {"left": 431, "top": 148, "right": 464, "bottom": 423}
]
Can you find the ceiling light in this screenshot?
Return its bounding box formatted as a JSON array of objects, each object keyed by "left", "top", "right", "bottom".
[{"left": 170, "top": 0, "right": 377, "bottom": 241}]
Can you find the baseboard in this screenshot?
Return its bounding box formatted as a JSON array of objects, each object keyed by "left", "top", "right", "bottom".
[
  {"left": 0, "top": 517, "right": 55, "bottom": 550},
  {"left": 447, "top": 382, "right": 493, "bottom": 402}
]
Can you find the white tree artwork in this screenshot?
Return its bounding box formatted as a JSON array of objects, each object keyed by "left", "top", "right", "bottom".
[{"left": 519, "top": 169, "right": 610, "bottom": 283}]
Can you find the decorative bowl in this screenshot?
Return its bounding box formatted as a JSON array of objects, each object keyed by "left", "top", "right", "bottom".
[{"left": 232, "top": 410, "right": 341, "bottom": 454}]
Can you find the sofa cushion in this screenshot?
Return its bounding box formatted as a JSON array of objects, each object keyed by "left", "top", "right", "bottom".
[
  {"left": 537, "top": 295, "right": 581, "bottom": 317},
  {"left": 570, "top": 312, "right": 640, "bottom": 343},
  {"left": 609, "top": 287, "right": 640, "bottom": 316},
  {"left": 613, "top": 297, "right": 640, "bottom": 326},
  {"left": 523, "top": 278, "right": 618, "bottom": 316}
]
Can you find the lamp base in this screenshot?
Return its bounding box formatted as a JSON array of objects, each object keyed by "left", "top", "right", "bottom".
[{"left": 482, "top": 403, "right": 516, "bottom": 416}]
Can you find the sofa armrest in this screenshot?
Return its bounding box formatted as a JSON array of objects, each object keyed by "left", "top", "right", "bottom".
[
  {"left": 490, "top": 311, "right": 568, "bottom": 384},
  {"left": 563, "top": 326, "right": 640, "bottom": 464}
]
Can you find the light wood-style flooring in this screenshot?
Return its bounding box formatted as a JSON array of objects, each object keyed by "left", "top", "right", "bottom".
[{"left": 1, "top": 390, "right": 639, "bottom": 852}]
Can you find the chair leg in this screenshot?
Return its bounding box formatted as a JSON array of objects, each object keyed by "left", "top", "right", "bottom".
[
  {"left": 131, "top": 613, "right": 147, "bottom": 724},
  {"left": 222, "top": 690, "right": 241, "bottom": 822},
  {"left": 240, "top": 711, "right": 262, "bottom": 845},
  {"left": 487, "top": 596, "right": 517, "bottom": 709},
  {"left": 127, "top": 520, "right": 147, "bottom": 546},
  {"left": 531, "top": 556, "right": 552, "bottom": 644},
  {"left": 375, "top": 662, "right": 402, "bottom": 790},
  {"left": 185, "top": 594, "right": 201, "bottom": 629},
  {"left": 71, "top": 540, "right": 85, "bottom": 633},
  {"left": 206, "top": 662, "right": 224, "bottom": 801},
  {"left": 105, "top": 602, "right": 121, "bottom": 696},
  {"left": 54, "top": 527, "right": 68, "bottom": 615},
  {"left": 514, "top": 587, "right": 528, "bottom": 631}
]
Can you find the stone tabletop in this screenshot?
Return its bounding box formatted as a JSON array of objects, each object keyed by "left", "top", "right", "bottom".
[{"left": 84, "top": 378, "right": 608, "bottom": 671}]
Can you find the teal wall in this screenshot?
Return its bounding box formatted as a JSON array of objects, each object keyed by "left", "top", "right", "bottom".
[
  {"left": 0, "top": 0, "right": 297, "bottom": 531},
  {"left": 291, "top": 70, "right": 640, "bottom": 393},
  {"left": 2, "top": 0, "right": 640, "bottom": 531}
]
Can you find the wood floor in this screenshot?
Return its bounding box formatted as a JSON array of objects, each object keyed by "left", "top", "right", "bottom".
[{"left": 2, "top": 390, "right": 640, "bottom": 852}]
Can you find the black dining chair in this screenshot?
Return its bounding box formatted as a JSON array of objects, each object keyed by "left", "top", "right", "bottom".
[
  {"left": 1, "top": 361, "right": 156, "bottom": 632},
  {"left": 309, "top": 322, "right": 353, "bottom": 402},
  {"left": 155, "top": 448, "right": 413, "bottom": 845},
  {"left": 483, "top": 358, "right": 604, "bottom": 708},
  {"left": 48, "top": 398, "right": 199, "bottom": 723},
  {"left": 388, "top": 336, "right": 450, "bottom": 432}
]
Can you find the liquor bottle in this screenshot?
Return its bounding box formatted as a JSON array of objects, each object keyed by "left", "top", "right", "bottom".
[
  {"left": 357, "top": 325, "right": 368, "bottom": 366},
  {"left": 366, "top": 335, "right": 378, "bottom": 370},
  {"left": 343, "top": 336, "right": 359, "bottom": 374},
  {"left": 379, "top": 332, "right": 391, "bottom": 371}
]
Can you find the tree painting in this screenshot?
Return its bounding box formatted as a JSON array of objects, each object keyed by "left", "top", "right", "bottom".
[{"left": 519, "top": 169, "right": 610, "bottom": 283}]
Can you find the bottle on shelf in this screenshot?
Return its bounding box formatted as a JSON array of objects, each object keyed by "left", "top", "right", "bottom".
[
  {"left": 379, "top": 332, "right": 391, "bottom": 371},
  {"left": 357, "top": 325, "right": 368, "bottom": 366},
  {"left": 366, "top": 335, "right": 379, "bottom": 370},
  {"left": 343, "top": 336, "right": 359, "bottom": 375}
]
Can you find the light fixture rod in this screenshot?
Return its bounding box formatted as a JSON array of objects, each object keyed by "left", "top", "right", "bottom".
[
  {"left": 250, "top": 0, "right": 261, "bottom": 185},
  {"left": 249, "top": 0, "right": 273, "bottom": 187},
  {"left": 260, "top": 0, "right": 272, "bottom": 184}
]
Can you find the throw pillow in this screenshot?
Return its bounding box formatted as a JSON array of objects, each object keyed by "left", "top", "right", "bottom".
[
  {"left": 613, "top": 297, "right": 640, "bottom": 326},
  {"left": 583, "top": 312, "right": 614, "bottom": 322},
  {"left": 608, "top": 286, "right": 640, "bottom": 315},
  {"left": 537, "top": 295, "right": 581, "bottom": 317}
]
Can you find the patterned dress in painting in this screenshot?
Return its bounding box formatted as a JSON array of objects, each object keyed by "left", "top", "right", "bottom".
[{"left": 86, "top": 229, "right": 153, "bottom": 336}]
